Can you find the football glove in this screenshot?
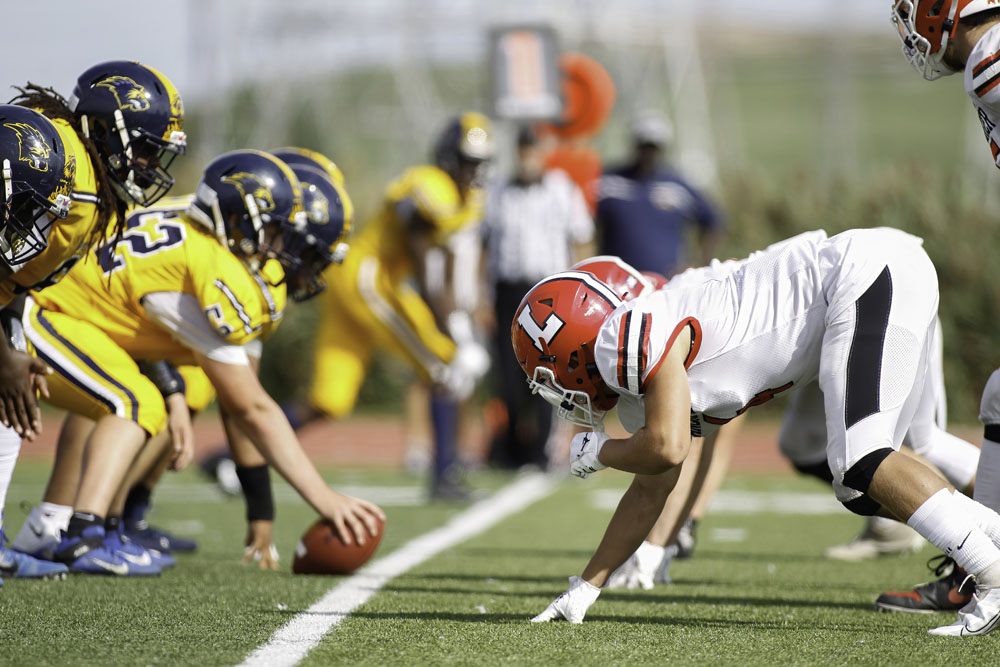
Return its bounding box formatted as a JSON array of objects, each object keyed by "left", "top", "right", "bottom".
[
  {"left": 570, "top": 431, "right": 609, "bottom": 479},
  {"left": 605, "top": 541, "right": 666, "bottom": 590},
  {"left": 531, "top": 575, "right": 601, "bottom": 624}
]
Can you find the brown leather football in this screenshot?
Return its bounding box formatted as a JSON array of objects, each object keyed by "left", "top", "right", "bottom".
[{"left": 292, "top": 517, "right": 385, "bottom": 575}]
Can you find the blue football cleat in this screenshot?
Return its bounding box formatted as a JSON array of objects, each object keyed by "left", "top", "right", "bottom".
[
  {"left": 55, "top": 526, "right": 142, "bottom": 576},
  {"left": 105, "top": 526, "right": 172, "bottom": 571},
  {"left": 0, "top": 542, "right": 68, "bottom": 580},
  {"left": 124, "top": 519, "right": 197, "bottom": 553}
]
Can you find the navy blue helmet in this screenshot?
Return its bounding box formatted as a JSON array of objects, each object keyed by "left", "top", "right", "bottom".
[
  {"left": 68, "top": 60, "right": 186, "bottom": 206},
  {"left": 0, "top": 105, "right": 75, "bottom": 268},
  {"left": 188, "top": 149, "right": 305, "bottom": 266},
  {"left": 279, "top": 163, "right": 352, "bottom": 301}
]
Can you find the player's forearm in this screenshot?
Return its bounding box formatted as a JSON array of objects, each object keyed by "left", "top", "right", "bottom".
[
  {"left": 599, "top": 428, "right": 691, "bottom": 475},
  {"left": 581, "top": 467, "right": 681, "bottom": 586},
  {"left": 230, "top": 398, "right": 330, "bottom": 511},
  {"left": 219, "top": 404, "right": 267, "bottom": 468}
]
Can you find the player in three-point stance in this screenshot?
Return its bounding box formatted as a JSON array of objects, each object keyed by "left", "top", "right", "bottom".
[{"left": 515, "top": 227, "right": 1000, "bottom": 636}]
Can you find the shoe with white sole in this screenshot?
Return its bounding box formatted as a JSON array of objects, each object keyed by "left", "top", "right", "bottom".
[
  {"left": 54, "top": 526, "right": 135, "bottom": 576},
  {"left": 0, "top": 529, "right": 68, "bottom": 580},
  {"left": 825, "top": 516, "right": 925, "bottom": 561},
  {"left": 928, "top": 585, "right": 1000, "bottom": 636}
]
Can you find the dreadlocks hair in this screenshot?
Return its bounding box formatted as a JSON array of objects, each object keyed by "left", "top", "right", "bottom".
[{"left": 9, "top": 83, "right": 128, "bottom": 256}]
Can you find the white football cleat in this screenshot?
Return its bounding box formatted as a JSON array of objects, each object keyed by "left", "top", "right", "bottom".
[{"left": 928, "top": 585, "right": 1000, "bottom": 636}]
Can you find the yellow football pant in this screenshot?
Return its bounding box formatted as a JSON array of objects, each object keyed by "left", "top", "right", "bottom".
[
  {"left": 308, "top": 253, "right": 455, "bottom": 418},
  {"left": 22, "top": 297, "right": 166, "bottom": 437}
]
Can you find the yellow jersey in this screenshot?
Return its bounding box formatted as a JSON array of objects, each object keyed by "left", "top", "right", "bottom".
[
  {"left": 30, "top": 196, "right": 279, "bottom": 365},
  {"left": 0, "top": 117, "right": 101, "bottom": 307},
  {"left": 350, "top": 164, "right": 484, "bottom": 283}
]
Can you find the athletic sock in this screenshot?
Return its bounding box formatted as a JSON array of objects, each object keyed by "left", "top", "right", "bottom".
[
  {"left": 123, "top": 484, "right": 152, "bottom": 523},
  {"left": 0, "top": 426, "right": 22, "bottom": 522},
  {"left": 950, "top": 490, "right": 1000, "bottom": 548},
  {"left": 430, "top": 394, "right": 458, "bottom": 484},
  {"left": 105, "top": 515, "right": 122, "bottom": 535},
  {"left": 39, "top": 502, "right": 73, "bottom": 532},
  {"left": 67, "top": 512, "right": 103, "bottom": 539},
  {"left": 907, "top": 489, "right": 1000, "bottom": 577}
]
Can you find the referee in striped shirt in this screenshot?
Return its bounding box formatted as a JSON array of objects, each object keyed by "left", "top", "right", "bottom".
[{"left": 482, "top": 125, "right": 594, "bottom": 469}]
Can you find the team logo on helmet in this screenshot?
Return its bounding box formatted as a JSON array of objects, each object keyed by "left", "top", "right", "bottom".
[
  {"left": 95, "top": 76, "right": 151, "bottom": 112},
  {"left": 517, "top": 304, "right": 565, "bottom": 352},
  {"left": 221, "top": 172, "right": 276, "bottom": 213},
  {"left": 3, "top": 122, "right": 52, "bottom": 172},
  {"left": 304, "top": 185, "right": 330, "bottom": 224}
]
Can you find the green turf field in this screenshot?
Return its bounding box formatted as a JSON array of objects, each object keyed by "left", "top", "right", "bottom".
[{"left": 3, "top": 460, "right": 995, "bottom": 666}]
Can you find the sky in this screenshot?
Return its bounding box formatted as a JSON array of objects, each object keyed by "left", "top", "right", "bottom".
[{"left": 2, "top": 1, "right": 895, "bottom": 102}]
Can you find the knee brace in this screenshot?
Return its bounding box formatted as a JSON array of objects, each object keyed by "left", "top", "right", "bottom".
[
  {"left": 792, "top": 459, "right": 834, "bottom": 484},
  {"left": 841, "top": 494, "right": 883, "bottom": 516},
  {"left": 842, "top": 447, "right": 894, "bottom": 495}
]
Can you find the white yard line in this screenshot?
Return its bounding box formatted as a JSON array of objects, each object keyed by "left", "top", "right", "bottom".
[{"left": 239, "top": 473, "right": 558, "bottom": 667}]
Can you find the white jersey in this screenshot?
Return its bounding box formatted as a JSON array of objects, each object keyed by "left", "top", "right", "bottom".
[
  {"left": 966, "top": 23, "right": 1000, "bottom": 167},
  {"left": 594, "top": 228, "right": 921, "bottom": 436}
]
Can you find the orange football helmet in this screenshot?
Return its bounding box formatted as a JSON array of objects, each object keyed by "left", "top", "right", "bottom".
[
  {"left": 511, "top": 271, "right": 623, "bottom": 429},
  {"left": 892, "top": 0, "right": 998, "bottom": 79},
  {"left": 570, "top": 255, "right": 655, "bottom": 301}
]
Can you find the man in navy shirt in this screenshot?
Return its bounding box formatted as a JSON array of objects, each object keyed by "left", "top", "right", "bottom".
[{"left": 596, "top": 112, "right": 723, "bottom": 277}]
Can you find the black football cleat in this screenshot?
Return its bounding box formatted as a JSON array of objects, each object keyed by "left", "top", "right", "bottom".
[{"left": 875, "top": 555, "right": 974, "bottom": 613}]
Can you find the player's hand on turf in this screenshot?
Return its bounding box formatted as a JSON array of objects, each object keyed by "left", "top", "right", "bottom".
[
  {"left": 531, "top": 575, "right": 601, "bottom": 624},
  {"left": 569, "top": 431, "right": 609, "bottom": 479},
  {"left": 0, "top": 348, "right": 50, "bottom": 440},
  {"left": 242, "top": 519, "right": 279, "bottom": 570},
  {"left": 605, "top": 541, "right": 665, "bottom": 590},
  {"left": 165, "top": 393, "right": 194, "bottom": 471},
  {"left": 319, "top": 490, "right": 386, "bottom": 547}
]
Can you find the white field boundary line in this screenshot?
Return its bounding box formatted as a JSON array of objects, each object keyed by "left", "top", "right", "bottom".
[{"left": 239, "top": 472, "right": 558, "bottom": 667}]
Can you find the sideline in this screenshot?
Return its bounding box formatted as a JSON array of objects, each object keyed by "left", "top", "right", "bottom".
[{"left": 239, "top": 472, "right": 558, "bottom": 667}]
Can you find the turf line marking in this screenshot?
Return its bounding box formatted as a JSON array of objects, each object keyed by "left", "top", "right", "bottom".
[{"left": 239, "top": 472, "right": 558, "bottom": 667}]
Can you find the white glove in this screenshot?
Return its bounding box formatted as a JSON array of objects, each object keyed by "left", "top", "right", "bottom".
[
  {"left": 453, "top": 341, "right": 490, "bottom": 379},
  {"left": 606, "top": 541, "right": 666, "bottom": 590},
  {"left": 570, "top": 431, "right": 610, "bottom": 479},
  {"left": 531, "top": 575, "right": 601, "bottom": 624},
  {"left": 437, "top": 341, "right": 491, "bottom": 401}
]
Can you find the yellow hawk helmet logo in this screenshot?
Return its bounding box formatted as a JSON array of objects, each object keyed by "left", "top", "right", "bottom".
[
  {"left": 96, "top": 75, "right": 151, "bottom": 112},
  {"left": 221, "top": 172, "right": 276, "bottom": 213},
  {"left": 304, "top": 184, "right": 330, "bottom": 225},
  {"left": 3, "top": 122, "right": 52, "bottom": 172}
]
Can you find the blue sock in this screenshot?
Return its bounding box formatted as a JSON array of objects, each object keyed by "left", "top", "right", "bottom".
[
  {"left": 281, "top": 402, "right": 308, "bottom": 432},
  {"left": 430, "top": 394, "right": 458, "bottom": 483}
]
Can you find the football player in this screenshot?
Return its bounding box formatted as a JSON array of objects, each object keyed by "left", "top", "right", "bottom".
[
  {"left": 163, "top": 156, "right": 353, "bottom": 568},
  {"left": 14, "top": 150, "right": 380, "bottom": 575},
  {"left": 517, "top": 228, "right": 1000, "bottom": 635},
  {"left": 2, "top": 60, "right": 187, "bottom": 582},
  {"left": 883, "top": 0, "right": 1000, "bottom": 620},
  {"left": 576, "top": 250, "right": 982, "bottom": 591},
  {"left": 4, "top": 60, "right": 187, "bottom": 569},
  {"left": 0, "top": 105, "right": 81, "bottom": 584},
  {"left": 281, "top": 112, "right": 494, "bottom": 500}
]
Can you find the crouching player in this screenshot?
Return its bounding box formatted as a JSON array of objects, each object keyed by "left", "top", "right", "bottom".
[
  {"left": 107, "top": 151, "right": 354, "bottom": 568},
  {"left": 16, "top": 149, "right": 381, "bottom": 575},
  {"left": 517, "top": 228, "right": 1000, "bottom": 636}
]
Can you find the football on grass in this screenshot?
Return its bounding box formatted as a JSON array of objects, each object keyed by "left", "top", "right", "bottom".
[{"left": 292, "top": 517, "right": 385, "bottom": 575}]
